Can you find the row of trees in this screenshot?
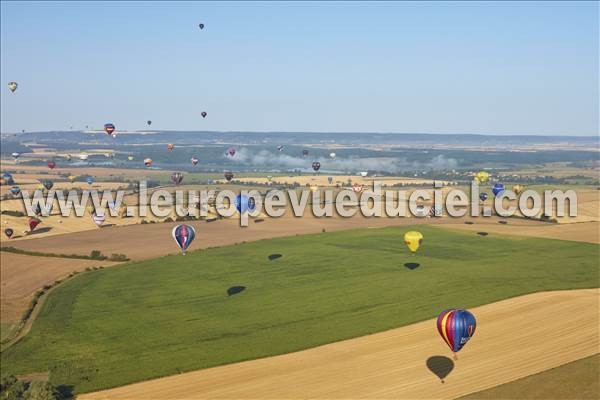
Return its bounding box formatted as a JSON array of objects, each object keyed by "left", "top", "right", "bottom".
[{"left": 1, "top": 376, "right": 63, "bottom": 400}]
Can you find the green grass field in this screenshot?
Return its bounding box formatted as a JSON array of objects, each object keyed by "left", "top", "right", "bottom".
[
  {"left": 461, "top": 354, "right": 599, "bottom": 399},
  {"left": 1, "top": 226, "right": 598, "bottom": 393}
]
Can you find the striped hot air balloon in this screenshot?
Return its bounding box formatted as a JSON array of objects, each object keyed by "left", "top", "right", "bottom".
[
  {"left": 172, "top": 224, "right": 196, "bottom": 255},
  {"left": 92, "top": 213, "right": 105, "bottom": 227},
  {"left": 104, "top": 123, "right": 115, "bottom": 136},
  {"left": 436, "top": 309, "right": 477, "bottom": 359}
]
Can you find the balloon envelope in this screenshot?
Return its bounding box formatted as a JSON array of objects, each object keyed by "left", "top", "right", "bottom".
[
  {"left": 235, "top": 194, "right": 256, "bottom": 214},
  {"left": 8, "top": 82, "right": 18, "bottom": 92},
  {"left": 329, "top": 152, "right": 336, "bottom": 159},
  {"left": 47, "top": 161, "right": 56, "bottom": 169},
  {"left": 436, "top": 309, "right": 476, "bottom": 353},
  {"left": 144, "top": 158, "right": 153, "bottom": 167},
  {"left": 512, "top": 184, "right": 525, "bottom": 195},
  {"left": 10, "top": 186, "right": 21, "bottom": 196},
  {"left": 4, "top": 228, "right": 14, "bottom": 238},
  {"left": 404, "top": 231, "right": 423, "bottom": 253},
  {"left": 92, "top": 213, "right": 105, "bottom": 227},
  {"left": 28, "top": 218, "right": 41, "bottom": 232},
  {"left": 224, "top": 171, "right": 234, "bottom": 182},
  {"left": 172, "top": 224, "right": 196, "bottom": 254},
  {"left": 201, "top": 111, "right": 207, "bottom": 118},
  {"left": 475, "top": 171, "right": 490, "bottom": 184},
  {"left": 104, "top": 123, "right": 115, "bottom": 135},
  {"left": 167, "top": 144, "right": 174, "bottom": 151},
  {"left": 171, "top": 172, "right": 184, "bottom": 185},
  {"left": 492, "top": 183, "right": 505, "bottom": 197},
  {"left": 191, "top": 157, "right": 199, "bottom": 166},
  {"left": 312, "top": 161, "right": 321, "bottom": 171},
  {"left": 479, "top": 192, "right": 488, "bottom": 201},
  {"left": 86, "top": 177, "right": 94, "bottom": 185},
  {"left": 227, "top": 147, "right": 236, "bottom": 157},
  {"left": 147, "top": 120, "right": 152, "bottom": 126},
  {"left": 42, "top": 180, "right": 54, "bottom": 190}
]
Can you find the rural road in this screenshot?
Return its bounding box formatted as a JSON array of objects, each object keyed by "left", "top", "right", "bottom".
[{"left": 81, "top": 288, "right": 599, "bottom": 399}]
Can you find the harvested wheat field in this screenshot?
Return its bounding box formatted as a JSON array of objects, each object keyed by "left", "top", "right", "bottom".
[
  {"left": 0, "top": 252, "right": 118, "bottom": 323},
  {"left": 82, "top": 289, "right": 599, "bottom": 400}
]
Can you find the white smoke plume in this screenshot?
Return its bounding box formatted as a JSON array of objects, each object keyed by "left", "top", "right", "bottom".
[{"left": 228, "top": 148, "right": 458, "bottom": 173}]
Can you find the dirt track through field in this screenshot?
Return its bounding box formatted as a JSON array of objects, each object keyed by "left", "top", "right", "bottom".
[{"left": 81, "top": 289, "right": 599, "bottom": 399}]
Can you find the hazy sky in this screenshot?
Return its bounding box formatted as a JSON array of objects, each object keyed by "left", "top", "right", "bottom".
[{"left": 1, "top": 1, "right": 597, "bottom": 135}]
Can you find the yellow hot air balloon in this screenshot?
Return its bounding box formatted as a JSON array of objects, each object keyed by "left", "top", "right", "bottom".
[
  {"left": 474, "top": 171, "right": 490, "bottom": 184},
  {"left": 127, "top": 155, "right": 134, "bottom": 161},
  {"left": 68, "top": 175, "right": 76, "bottom": 183},
  {"left": 512, "top": 184, "right": 525, "bottom": 195},
  {"left": 404, "top": 231, "right": 423, "bottom": 254}
]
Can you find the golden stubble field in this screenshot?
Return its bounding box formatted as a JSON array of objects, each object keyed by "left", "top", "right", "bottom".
[{"left": 82, "top": 289, "right": 600, "bottom": 400}]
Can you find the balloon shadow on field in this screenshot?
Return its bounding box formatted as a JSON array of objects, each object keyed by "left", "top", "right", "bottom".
[
  {"left": 268, "top": 253, "right": 282, "bottom": 261},
  {"left": 227, "top": 286, "right": 246, "bottom": 297},
  {"left": 28, "top": 227, "right": 52, "bottom": 235},
  {"left": 56, "top": 384, "right": 74, "bottom": 399},
  {"left": 498, "top": 220, "right": 508, "bottom": 224},
  {"left": 404, "top": 262, "right": 420, "bottom": 270},
  {"left": 426, "top": 356, "right": 454, "bottom": 383},
  {"left": 477, "top": 232, "right": 489, "bottom": 236},
  {"left": 464, "top": 221, "right": 474, "bottom": 225}
]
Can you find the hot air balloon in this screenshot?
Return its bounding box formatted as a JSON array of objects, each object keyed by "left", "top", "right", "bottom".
[
  {"left": 227, "top": 147, "right": 236, "bottom": 157},
  {"left": 327, "top": 176, "right": 333, "bottom": 184},
  {"left": 191, "top": 157, "right": 199, "bottom": 166},
  {"left": 28, "top": 217, "right": 41, "bottom": 232},
  {"left": 198, "top": 23, "right": 205, "bottom": 29},
  {"left": 224, "top": 171, "right": 234, "bottom": 182},
  {"left": 104, "top": 123, "right": 115, "bottom": 136},
  {"left": 312, "top": 161, "right": 321, "bottom": 172},
  {"left": 267, "top": 175, "right": 273, "bottom": 182},
  {"left": 171, "top": 172, "right": 184, "bottom": 185},
  {"left": 86, "top": 176, "right": 94, "bottom": 186},
  {"left": 236, "top": 194, "right": 256, "bottom": 214},
  {"left": 42, "top": 180, "right": 54, "bottom": 190},
  {"left": 34, "top": 203, "right": 43, "bottom": 217},
  {"left": 436, "top": 309, "right": 477, "bottom": 359},
  {"left": 10, "top": 186, "right": 21, "bottom": 196},
  {"left": 128, "top": 155, "right": 134, "bottom": 161},
  {"left": 3, "top": 172, "right": 14, "bottom": 185},
  {"left": 68, "top": 175, "right": 76, "bottom": 183},
  {"left": 302, "top": 149, "right": 309, "bottom": 157},
  {"left": 360, "top": 171, "right": 368, "bottom": 177},
  {"left": 277, "top": 145, "right": 284, "bottom": 152},
  {"left": 11, "top": 152, "right": 20, "bottom": 160},
  {"left": 92, "top": 213, "right": 105, "bottom": 227},
  {"left": 474, "top": 171, "right": 490, "bottom": 185},
  {"left": 144, "top": 158, "right": 153, "bottom": 167},
  {"left": 512, "top": 184, "right": 525, "bottom": 195},
  {"left": 79, "top": 154, "right": 89, "bottom": 161},
  {"left": 329, "top": 152, "right": 336, "bottom": 160},
  {"left": 201, "top": 111, "right": 207, "bottom": 118},
  {"left": 353, "top": 184, "right": 363, "bottom": 194},
  {"left": 65, "top": 154, "right": 72, "bottom": 161},
  {"left": 147, "top": 120, "right": 152, "bottom": 126},
  {"left": 8, "top": 82, "right": 18, "bottom": 92},
  {"left": 172, "top": 224, "right": 196, "bottom": 255},
  {"left": 167, "top": 143, "right": 174, "bottom": 152},
  {"left": 404, "top": 231, "right": 423, "bottom": 254},
  {"left": 47, "top": 160, "right": 56, "bottom": 169},
  {"left": 492, "top": 183, "right": 505, "bottom": 197},
  {"left": 479, "top": 192, "right": 488, "bottom": 202},
  {"left": 4, "top": 228, "right": 14, "bottom": 239}
]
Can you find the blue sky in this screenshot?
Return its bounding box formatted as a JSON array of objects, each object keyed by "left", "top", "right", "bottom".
[{"left": 1, "top": 1, "right": 597, "bottom": 135}]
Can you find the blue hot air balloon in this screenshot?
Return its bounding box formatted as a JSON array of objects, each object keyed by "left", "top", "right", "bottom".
[
  {"left": 86, "top": 176, "right": 94, "bottom": 186},
  {"left": 236, "top": 194, "right": 256, "bottom": 214},
  {"left": 3, "top": 172, "right": 14, "bottom": 185},
  {"left": 492, "top": 183, "right": 505, "bottom": 197},
  {"left": 479, "top": 192, "right": 488, "bottom": 201},
  {"left": 10, "top": 186, "right": 21, "bottom": 196},
  {"left": 436, "top": 309, "right": 476, "bottom": 358},
  {"left": 172, "top": 224, "right": 196, "bottom": 255}
]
